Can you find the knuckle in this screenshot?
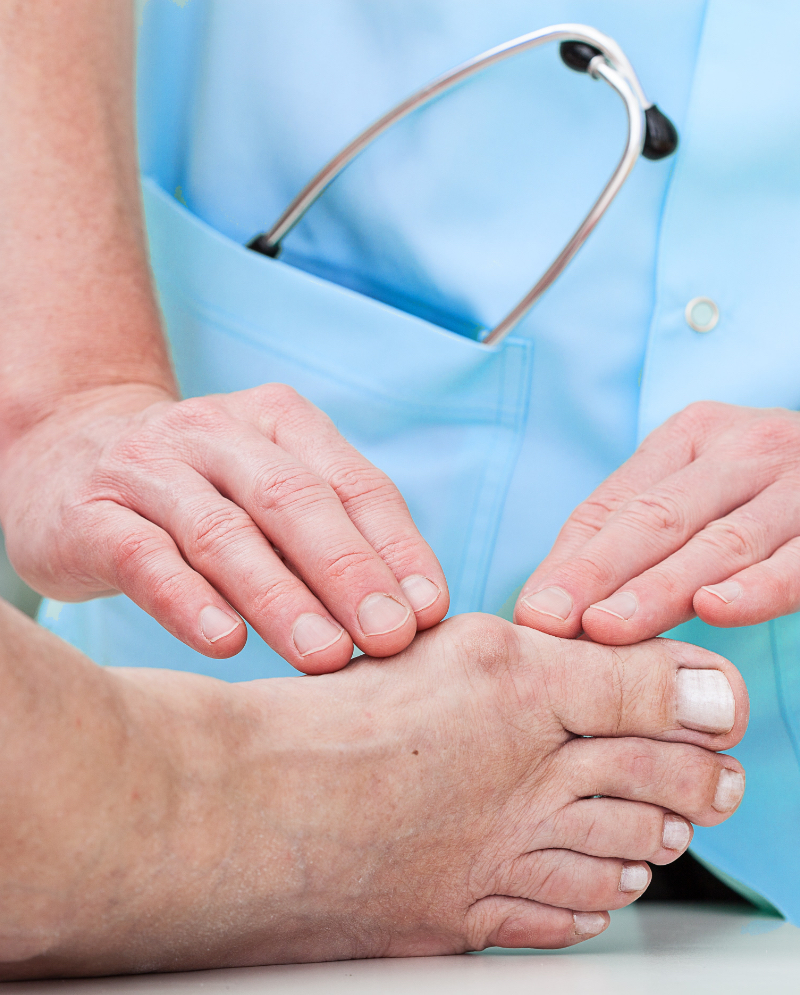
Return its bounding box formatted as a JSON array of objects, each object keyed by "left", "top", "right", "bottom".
[
  {"left": 329, "top": 460, "right": 399, "bottom": 508},
  {"left": 567, "top": 493, "right": 625, "bottom": 534},
  {"left": 370, "top": 532, "right": 427, "bottom": 570},
  {"left": 254, "top": 464, "right": 328, "bottom": 514},
  {"left": 160, "top": 395, "right": 227, "bottom": 436},
  {"left": 319, "top": 545, "right": 380, "bottom": 583},
  {"left": 562, "top": 550, "right": 619, "bottom": 591},
  {"left": 260, "top": 383, "right": 329, "bottom": 436},
  {"left": 737, "top": 413, "right": 800, "bottom": 462},
  {"left": 261, "top": 382, "right": 302, "bottom": 409},
  {"left": 186, "top": 505, "right": 255, "bottom": 559},
  {"left": 248, "top": 575, "right": 304, "bottom": 618},
  {"left": 622, "top": 491, "right": 687, "bottom": 537},
  {"left": 111, "top": 530, "right": 167, "bottom": 584},
  {"left": 676, "top": 400, "right": 726, "bottom": 432},
  {"left": 698, "top": 516, "right": 762, "bottom": 560}
]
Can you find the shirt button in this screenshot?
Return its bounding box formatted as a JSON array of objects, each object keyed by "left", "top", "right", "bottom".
[{"left": 685, "top": 296, "right": 719, "bottom": 332}]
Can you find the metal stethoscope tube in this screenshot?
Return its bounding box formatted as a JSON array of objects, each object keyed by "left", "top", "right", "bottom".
[{"left": 248, "top": 24, "right": 678, "bottom": 346}]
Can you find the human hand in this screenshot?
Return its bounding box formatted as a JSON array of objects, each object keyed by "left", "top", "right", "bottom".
[
  {"left": 515, "top": 401, "right": 800, "bottom": 643},
  {"left": 0, "top": 383, "right": 447, "bottom": 673},
  {"left": 3, "top": 609, "right": 747, "bottom": 976}
]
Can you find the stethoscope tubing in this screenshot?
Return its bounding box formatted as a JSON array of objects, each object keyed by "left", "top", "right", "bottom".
[{"left": 249, "top": 25, "right": 658, "bottom": 345}]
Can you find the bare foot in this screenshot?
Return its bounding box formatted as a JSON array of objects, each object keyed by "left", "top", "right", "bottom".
[{"left": 0, "top": 610, "right": 747, "bottom": 977}]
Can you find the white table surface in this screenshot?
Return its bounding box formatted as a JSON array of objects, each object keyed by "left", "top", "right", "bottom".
[{"left": 6, "top": 903, "right": 799, "bottom": 995}]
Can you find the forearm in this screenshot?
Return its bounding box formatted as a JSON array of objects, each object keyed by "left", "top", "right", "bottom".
[{"left": 0, "top": 0, "right": 176, "bottom": 456}]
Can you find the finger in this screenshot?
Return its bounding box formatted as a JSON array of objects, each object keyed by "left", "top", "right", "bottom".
[
  {"left": 515, "top": 458, "right": 763, "bottom": 638},
  {"left": 694, "top": 536, "right": 800, "bottom": 627},
  {"left": 89, "top": 503, "right": 247, "bottom": 659},
  {"left": 564, "top": 737, "right": 746, "bottom": 828},
  {"left": 523, "top": 413, "right": 700, "bottom": 584},
  {"left": 522, "top": 630, "right": 748, "bottom": 750},
  {"left": 184, "top": 424, "right": 419, "bottom": 657},
  {"left": 521, "top": 402, "right": 744, "bottom": 591},
  {"left": 581, "top": 481, "right": 800, "bottom": 643},
  {"left": 465, "top": 896, "right": 608, "bottom": 950},
  {"left": 492, "top": 850, "right": 650, "bottom": 912},
  {"left": 546, "top": 799, "right": 692, "bottom": 864},
  {"left": 117, "top": 466, "right": 357, "bottom": 673},
  {"left": 229, "top": 385, "right": 448, "bottom": 628}
]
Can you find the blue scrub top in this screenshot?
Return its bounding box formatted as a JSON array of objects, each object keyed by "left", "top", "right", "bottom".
[{"left": 42, "top": 0, "right": 800, "bottom": 921}]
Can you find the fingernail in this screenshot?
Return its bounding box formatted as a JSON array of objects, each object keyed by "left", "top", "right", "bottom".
[
  {"left": 200, "top": 605, "right": 242, "bottom": 644},
  {"left": 399, "top": 575, "right": 440, "bottom": 612},
  {"left": 714, "top": 768, "right": 745, "bottom": 813},
  {"left": 573, "top": 912, "right": 606, "bottom": 935},
  {"left": 676, "top": 668, "right": 735, "bottom": 734},
  {"left": 292, "top": 613, "right": 345, "bottom": 657},
  {"left": 589, "top": 591, "right": 638, "bottom": 621},
  {"left": 358, "top": 593, "right": 411, "bottom": 636},
  {"left": 619, "top": 864, "right": 649, "bottom": 893},
  {"left": 521, "top": 586, "right": 573, "bottom": 621},
  {"left": 701, "top": 581, "right": 742, "bottom": 605},
  {"left": 662, "top": 814, "right": 691, "bottom": 852}
]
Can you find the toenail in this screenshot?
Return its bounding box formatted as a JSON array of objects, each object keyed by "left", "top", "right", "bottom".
[
  {"left": 521, "top": 586, "right": 573, "bottom": 621},
  {"left": 713, "top": 768, "right": 745, "bottom": 813},
  {"left": 357, "top": 593, "right": 411, "bottom": 636},
  {"left": 662, "top": 814, "right": 692, "bottom": 851},
  {"left": 573, "top": 912, "right": 606, "bottom": 935},
  {"left": 399, "top": 575, "right": 440, "bottom": 613},
  {"left": 588, "top": 591, "right": 638, "bottom": 621},
  {"left": 292, "top": 613, "right": 345, "bottom": 657},
  {"left": 676, "top": 668, "right": 735, "bottom": 734},
  {"left": 619, "top": 864, "right": 649, "bottom": 893},
  {"left": 701, "top": 581, "right": 742, "bottom": 605}
]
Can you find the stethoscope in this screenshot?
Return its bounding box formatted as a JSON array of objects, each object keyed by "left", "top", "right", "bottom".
[{"left": 248, "top": 24, "right": 678, "bottom": 346}]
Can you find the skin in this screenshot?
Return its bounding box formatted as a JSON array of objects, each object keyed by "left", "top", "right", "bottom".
[
  {"left": 0, "top": 0, "right": 447, "bottom": 676},
  {"left": 515, "top": 402, "right": 800, "bottom": 642},
  {"left": 0, "top": 3, "right": 793, "bottom": 672},
  {"left": 0, "top": 599, "right": 747, "bottom": 979}
]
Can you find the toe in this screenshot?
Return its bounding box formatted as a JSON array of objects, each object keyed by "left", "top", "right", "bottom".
[
  {"left": 491, "top": 849, "right": 651, "bottom": 912},
  {"left": 545, "top": 798, "right": 693, "bottom": 864},
  {"left": 518, "top": 629, "right": 749, "bottom": 752},
  {"left": 465, "top": 896, "right": 609, "bottom": 951},
  {"left": 563, "top": 736, "right": 746, "bottom": 827}
]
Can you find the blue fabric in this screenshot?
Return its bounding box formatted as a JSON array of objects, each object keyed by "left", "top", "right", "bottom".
[{"left": 40, "top": 0, "right": 800, "bottom": 921}]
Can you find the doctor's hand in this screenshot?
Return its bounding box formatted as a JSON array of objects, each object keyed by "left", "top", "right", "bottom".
[
  {"left": 0, "top": 383, "right": 448, "bottom": 672},
  {"left": 514, "top": 401, "right": 800, "bottom": 644}
]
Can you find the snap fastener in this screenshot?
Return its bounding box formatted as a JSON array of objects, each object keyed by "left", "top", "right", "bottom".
[{"left": 685, "top": 297, "right": 719, "bottom": 333}]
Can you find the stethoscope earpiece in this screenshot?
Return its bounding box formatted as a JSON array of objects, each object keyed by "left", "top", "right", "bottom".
[
  {"left": 642, "top": 105, "right": 679, "bottom": 159},
  {"left": 559, "top": 40, "right": 603, "bottom": 72},
  {"left": 250, "top": 25, "right": 680, "bottom": 343},
  {"left": 560, "top": 41, "right": 678, "bottom": 160}
]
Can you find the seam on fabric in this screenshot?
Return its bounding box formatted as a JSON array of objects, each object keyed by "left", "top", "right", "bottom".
[
  {"left": 472, "top": 339, "right": 533, "bottom": 612},
  {"left": 770, "top": 618, "right": 800, "bottom": 771},
  {"left": 477, "top": 339, "right": 534, "bottom": 613},
  {"left": 446, "top": 338, "right": 532, "bottom": 614},
  {"left": 156, "top": 270, "right": 505, "bottom": 420},
  {"left": 636, "top": 0, "right": 711, "bottom": 445}
]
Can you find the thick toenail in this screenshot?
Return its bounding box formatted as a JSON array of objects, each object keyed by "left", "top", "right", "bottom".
[
  {"left": 521, "top": 587, "right": 573, "bottom": 621},
  {"left": 573, "top": 912, "right": 606, "bottom": 935},
  {"left": 713, "top": 768, "right": 745, "bottom": 812},
  {"left": 588, "top": 591, "right": 638, "bottom": 620},
  {"left": 662, "top": 814, "right": 692, "bottom": 851},
  {"left": 676, "top": 668, "right": 735, "bottom": 734},
  {"left": 619, "top": 864, "right": 649, "bottom": 892}
]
